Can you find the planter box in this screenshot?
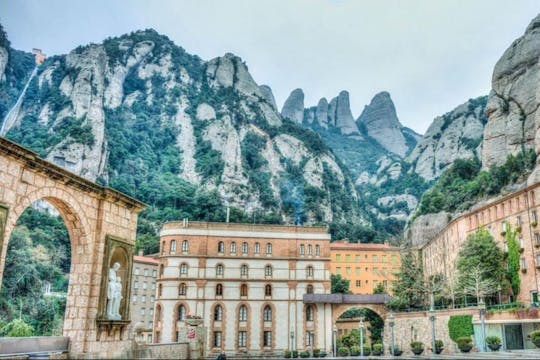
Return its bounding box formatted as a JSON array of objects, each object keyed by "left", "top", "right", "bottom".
[{"left": 185, "top": 318, "right": 203, "bottom": 326}]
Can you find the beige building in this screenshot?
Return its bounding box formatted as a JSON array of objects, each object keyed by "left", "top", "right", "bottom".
[
  {"left": 154, "top": 221, "right": 333, "bottom": 357},
  {"left": 131, "top": 252, "right": 159, "bottom": 343},
  {"left": 421, "top": 182, "right": 540, "bottom": 304}
]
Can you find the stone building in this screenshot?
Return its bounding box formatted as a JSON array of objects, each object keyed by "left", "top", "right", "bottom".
[
  {"left": 421, "top": 182, "right": 540, "bottom": 304},
  {"left": 154, "top": 221, "right": 333, "bottom": 357},
  {"left": 330, "top": 240, "right": 401, "bottom": 295},
  {"left": 131, "top": 252, "right": 158, "bottom": 343}
]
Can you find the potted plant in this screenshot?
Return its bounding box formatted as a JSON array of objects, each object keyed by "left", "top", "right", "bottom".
[
  {"left": 410, "top": 341, "right": 424, "bottom": 355},
  {"left": 299, "top": 350, "right": 309, "bottom": 358},
  {"left": 338, "top": 346, "right": 350, "bottom": 357},
  {"left": 372, "top": 343, "right": 383, "bottom": 356},
  {"left": 350, "top": 345, "right": 360, "bottom": 356},
  {"left": 362, "top": 344, "right": 371, "bottom": 356},
  {"left": 486, "top": 336, "right": 501, "bottom": 351},
  {"left": 389, "top": 346, "right": 403, "bottom": 356},
  {"left": 319, "top": 350, "right": 327, "bottom": 358},
  {"left": 313, "top": 348, "right": 320, "bottom": 358},
  {"left": 434, "top": 339, "right": 444, "bottom": 354},
  {"left": 292, "top": 350, "right": 298, "bottom": 358},
  {"left": 185, "top": 314, "right": 203, "bottom": 326},
  {"left": 530, "top": 330, "right": 540, "bottom": 348},
  {"left": 284, "top": 350, "right": 292, "bottom": 358},
  {"left": 457, "top": 337, "right": 473, "bottom": 353}
]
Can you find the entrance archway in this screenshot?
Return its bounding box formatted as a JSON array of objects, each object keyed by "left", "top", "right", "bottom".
[{"left": 0, "top": 137, "right": 145, "bottom": 356}]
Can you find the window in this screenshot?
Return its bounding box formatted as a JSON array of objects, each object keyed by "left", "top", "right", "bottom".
[
  {"left": 159, "top": 264, "right": 164, "bottom": 277},
  {"left": 149, "top": 308, "right": 154, "bottom": 316},
  {"left": 242, "top": 242, "right": 248, "bottom": 254},
  {"left": 142, "top": 295, "right": 146, "bottom": 302},
  {"left": 535, "top": 233, "right": 540, "bottom": 246},
  {"left": 179, "top": 283, "right": 187, "bottom": 296},
  {"left": 355, "top": 255, "right": 360, "bottom": 262},
  {"left": 161, "top": 241, "right": 165, "bottom": 255},
  {"left": 152, "top": 269, "right": 157, "bottom": 277},
  {"left": 307, "top": 284, "right": 314, "bottom": 294},
  {"left": 300, "top": 244, "right": 305, "bottom": 256},
  {"left": 152, "top": 282, "right": 156, "bottom": 290},
  {"left": 144, "top": 269, "right": 148, "bottom": 277},
  {"left": 372, "top": 255, "right": 378, "bottom": 262},
  {"left": 241, "top": 264, "right": 248, "bottom": 276},
  {"left": 216, "top": 283, "right": 223, "bottom": 296},
  {"left": 178, "top": 305, "right": 186, "bottom": 321},
  {"left": 239, "top": 305, "right": 248, "bottom": 321},
  {"left": 263, "top": 331, "right": 272, "bottom": 347},
  {"left": 307, "top": 266, "right": 314, "bottom": 278},
  {"left": 533, "top": 210, "right": 538, "bottom": 224},
  {"left": 170, "top": 240, "right": 176, "bottom": 253},
  {"left": 182, "top": 240, "right": 189, "bottom": 252},
  {"left": 315, "top": 245, "right": 320, "bottom": 256},
  {"left": 263, "top": 306, "right": 272, "bottom": 321},
  {"left": 520, "top": 236, "right": 525, "bottom": 249},
  {"left": 180, "top": 263, "right": 188, "bottom": 275},
  {"left": 346, "top": 267, "right": 351, "bottom": 275},
  {"left": 336, "top": 254, "right": 341, "bottom": 262},
  {"left": 254, "top": 242, "right": 260, "bottom": 254},
  {"left": 308, "top": 245, "right": 313, "bottom": 256},
  {"left": 158, "top": 284, "right": 162, "bottom": 297},
  {"left": 216, "top": 264, "right": 224, "bottom": 276},
  {"left": 382, "top": 255, "right": 387, "bottom": 263},
  {"left": 266, "top": 243, "right": 272, "bottom": 255},
  {"left": 306, "top": 306, "right": 314, "bottom": 321},
  {"left": 148, "top": 334, "right": 152, "bottom": 343},
  {"left": 306, "top": 331, "right": 313, "bottom": 346},
  {"left": 141, "top": 308, "right": 146, "bottom": 315},
  {"left": 214, "top": 305, "right": 223, "bottom": 321},
  {"left": 265, "top": 265, "right": 273, "bottom": 277},
  {"left": 213, "top": 332, "right": 222, "bottom": 347},
  {"left": 336, "top": 267, "right": 341, "bottom": 275},
  {"left": 231, "top": 242, "right": 237, "bottom": 254},
  {"left": 265, "top": 284, "right": 272, "bottom": 296},
  {"left": 218, "top": 241, "right": 225, "bottom": 253},
  {"left": 240, "top": 284, "right": 248, "bottom": 297},
  {"left": 151, "top": 295, "right": 154, "bottom": 302},
  {"left": 517, "top": 216, "right": 522, "bottom": 226},
  {"left": 355, "top": 267, "right": 360, "bottom": 275},
  {"left": 132, "top": 295, "right": 137, "bottom": 303},
  {"left": 345, "top": 254, "right": 351, "bottom": 262},
  {"left": 135, "top": 267, "right": 140, "bottom": 276},
  {"left": 134, "top": 281, "right": 139, "bottom": 289},
  {"left": 238, "top": 331, "right": 247, "bottom": 347},
  {"left": 143, "top": 282, "right": 147, "bottom": 290},
  {"left": 521, "top": 257, "right": 527, "bottom": 270},
  {"left": 355, "top": 280, "right": 361, "bottom": 287}
]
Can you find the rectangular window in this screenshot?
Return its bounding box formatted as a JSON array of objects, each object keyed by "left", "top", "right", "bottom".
[
  {"left": 336, "top": 267, "right": 341, "bottom": 275},
  {"left": 315, "top": 245, "right": 320, "bottom": 256},
  {"left": 134, "top": 281, "right": 139, "bottom": 289},
  {"left": 300, "top": 245, "right": 305, "bottom": 256},
  {"left": 144, "top": 269, "right": 148, "bottom": 277},
  {"left": 152, "top": 282, "right": 156, "bottom": 290},
  {"left": 355, "top": 255, "right": 360, "bottom": 262},
  {"left": 150, "top": 308, "right": 154, "bottom": 316},
  {"left": 346, "top": 267, "right": 351, "bottom": 275},
  {"left": 152, "top": 269, "right": 157, "bottom": 278},
  {"left": 141, "top": 308, "right": 145, "bottom": 315},
  {"left": 306, "top": 331, "right": 313, "bottom": 346},
  {"left": 308, "top": 245, "right": 313, "bottom": 256},
  {"left": 213, "top": 332, "right": 222, "bottom": 347},
  {"left": 355, "top": 267, "right": 360, "bottom": 275},
  {"left": 151, "top": 295, "right": 155, "bottom": 302},
  {"left": 142, "top": 295, "right": 146, "bottom": 302},
  {"left": 521, "top": 257, "right": 527, "bottom": 270},
  {"left": 535, "top": 233, "right": 540, "bottom": 246},
  {"left": 148, "top": 334, "right": 152, "bottom": 343},
  {"left": 263, "top": 331, "right": 272, "bottom": 347},
  {"left": 373, "top": 267, "right": 378, "bottom": 275},
  {"left": 132, "top": 295, "right": 137, "bottom": 303},
  {"left": 533, "top": 210, "right": 538, "bottom": 223},
  {"left": 345, "top": 254, "right": 351, "bottom": 262},
  {"left": 336, "top": 254, "right": 341, "bottom": 262},
  {"left": 135, "top": 267, "right": 140, "bottom": 276},
  {"left": 355, "top": 280, "right": 361, "bottom": 287},
  {"left": 255, "top": 243, "right": 260, "bottom": 254},
  {"left": 382, "top": 255, "right": 387, "bottom": 263},
  {"left": 372, "top": 255, "right": 378, "bottom": 262},
  {"left": 517, "top": 215, "right": 522, "bottom": 226},
  {"left": 143, "top": 282, "right": 147, "bottom": 290},
  {"left": 238, "top": 331, "right": 247, "bottom": 347}
]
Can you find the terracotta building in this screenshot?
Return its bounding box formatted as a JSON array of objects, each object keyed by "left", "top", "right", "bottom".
[
  {"left": 155, "top": 221, "right": 333, "bottom": 357},
  {"left": 330, "top": 240, "right": 401, "bottom": 295},
  {"left": 131, "top": 252, "right": 159, "bottom": 343},
  {"left": 421, "top": 182, "right": 540, "bottom": 304}
]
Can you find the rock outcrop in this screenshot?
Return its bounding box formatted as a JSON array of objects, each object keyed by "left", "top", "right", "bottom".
[
  {"left": 483, "top": 14, "right": 540, "bottom": 173},
  {"left": 0, "top": 46, "right": 7, "bottom": 82},
  {"left": 328, "top": 91, "right": 361, "bottom": 136},
  {"left": 407, "top": 97, "right": 487, "bottom": 180},
  {"left": 406, "top": 211, "right": 450, "bottom": 246},
  {"left": 281, "top": 88, "right": 305, "bottom": 124},
  {"left": 259, "top": 85, "right": 278, "bottom": 111},
  {"left": 357, "top": 91, "right": 410, "bottom": 156}
]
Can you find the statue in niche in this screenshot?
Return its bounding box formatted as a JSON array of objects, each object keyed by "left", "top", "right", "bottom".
[{"left": 107, "top": 262, "right": 123, "bottom": 320}]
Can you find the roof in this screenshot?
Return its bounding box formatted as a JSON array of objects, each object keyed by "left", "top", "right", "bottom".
[
  {"left": 133, "top": 255, "right": 159, "bottom": 265},
  {"left": 330, "top": 242, "right": 400, "bottom": 251}
]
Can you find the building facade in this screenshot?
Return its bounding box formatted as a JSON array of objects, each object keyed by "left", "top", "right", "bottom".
[
  {"left": 330, "top": 241, "right": 401, "bottom": 295},
  {"left": 155, "top": 221, "right": 333, "bottom": 356},
  {"left": 421, "top": 182, "right": 540, "bottom": 304},
  {"left": 131, "top": 252, "right": 158, "bottom": 343}
]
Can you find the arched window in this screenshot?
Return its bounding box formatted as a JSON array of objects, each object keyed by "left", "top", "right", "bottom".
[
  {"left": 263, "top": 305, "right": 272, "bottom": 321},
  {"left": 214, "top": 305, "right": 223, "bottom": 321},
  {"left": 265, "top": 284, "right": 272, "bottom": 297},
  {"left": 159, "top": 264, "right": 164, "bottom": 277},
  {"left": 182, "top": 239, "right": 189, "bottom": 252},
  {"left": 254, "top": 242, "right": 260, "bottom": 254},
  {"left": 216, "top": 264, "right": 224, "bottom": 276},
  {"left": 216, "top": 283, "right": 223, "bottom": 296},
  {"left": 218, "top": 241, "right": 225, "bottom": 253},
  {"left": 158, "top": 284, "right": 163, "bottom": 297},
  {"left": 315, "top": 245, "right": 320, "bottom": 256},
  {"left": 161, "top": 241, "right": 166, "bottom": 254},
  {"left": 230, "top": 242, "right": 237, "bottom": 254},
  {"left": 242, "top": 242, "right": 248, "bottom": 254},
  {"left": 306, "top": 305, "right": 314, "bottom": 321},
  {"left": 306, "top": 266, "right": 314, "bottom": 278},
  {"left": 240, "top": 284, "right": 248, "bottom": 297},
  {"left": 300, "top": 244, "right": 305, "bottom": 256},
  {"left": 180, "top": 263, "right": 188, "bottom": 275},
  {"left": 265, "top": 265, "right": 272, "bottom": 277},
  {"left": 179, "top": 283, "right": 187, "bottom": 296},
  {"left": 241, "top": 264, "right": 248, "bottom": 276},
  {"left": 308, "top": 244, "right": 312, "bottom": 256},
  {"left": 178, "top": 305, "right": 186, "bottom": 321},
  {"left": 306, "top": 284, "right": 314, "bottom": 294},
  {"left": 266, "top": 243, "right": 272, "bottom": 255},
  {"left": 239, "top": 305, "right": 248, "bottom": 322},
  {"left": 170, "top": 240, "right": 177, "bottom": 253}
]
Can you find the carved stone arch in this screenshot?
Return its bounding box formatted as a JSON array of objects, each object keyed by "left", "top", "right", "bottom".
[{"left": 331, "top": 303, "right": 388, "bottom": 325}]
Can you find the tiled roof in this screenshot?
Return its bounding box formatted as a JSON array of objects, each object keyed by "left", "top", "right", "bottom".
[
  {"left": 330, "top": 242, "right": 400, "bottom": 251},
  {"left": 133, "top": 255, "right": 159, "bottom": 265}
]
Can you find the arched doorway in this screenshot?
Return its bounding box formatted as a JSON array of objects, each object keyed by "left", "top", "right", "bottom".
[
  {"left": 334, "top": 307, "right": 385, "bottom": 356},
  {"left": 0, "top": 200, "right": 71, "bottom": 336}
]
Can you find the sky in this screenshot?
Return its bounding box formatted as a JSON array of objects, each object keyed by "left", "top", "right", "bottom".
[{"left": 1, "top": 0, "right": 540, "bottom": 134}]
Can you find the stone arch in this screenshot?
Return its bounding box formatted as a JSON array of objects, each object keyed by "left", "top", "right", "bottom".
[{"left": 331, "top": 303, "right": 388, "bottom": 325}]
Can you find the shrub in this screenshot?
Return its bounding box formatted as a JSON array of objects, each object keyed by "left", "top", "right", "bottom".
[
  {"left": 362, "top": 344, "right": 371, "bottom": 355},
  {"left": 486, "top": 336, "right": 501, "bottom": 345},
  {"left": 299, "top": 350, "right": 309, "bottom": 358},
  {"left": 284, "top": 350, "right": 291, "bottom": 358},
  {"left": 1, "top": 319, "right": 34, "bottom": 337},
  {"left": 372, "top": 343, "right": 383, "bottom": 355},
  {"left": 457, "top": 337, "right": 473, "bottom": 353},
  {"left": 435, "top": 339, "right": 444, "bottom": 349},
  {"left": 410, "top": 341, "right": 424, "bottom": 355},
  {"left": 292, "top": 350, "right": 298, "bottom": 358},
  {"left": 530, "top": 329, "right": 540, "bottom": 346},
  {"left": 338, "top": 346, "right": 350, "bottom": 357},
  {"left": 350, "top": 345, "right": 360, "bottom": 356},
  {"left": 448, "top": 315, "right": 473, "bottom": 342}
]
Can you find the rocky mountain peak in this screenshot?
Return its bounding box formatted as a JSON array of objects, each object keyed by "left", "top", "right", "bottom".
[
  {"left": 259, "top": 84, "right": 277, "bottom": 111},
  {"left": 0, "top": 24, "right": 9, "bottom": 82},
  {"left": 327, "top": 90, "right": 361, "bottom": 136},
  {"left": 281, "top": 88, "right": 305, "bottom": 124}
]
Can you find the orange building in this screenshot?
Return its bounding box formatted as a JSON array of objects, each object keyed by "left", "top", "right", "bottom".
[{"left": 330, "top": 240, "right": 401, "bottom": 295}]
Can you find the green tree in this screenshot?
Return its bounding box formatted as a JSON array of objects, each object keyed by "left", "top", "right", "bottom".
[
  {"left": 373, "top": 282, "right": 386, "bottom": 294},
  {"left": 505, "top": 224, "right": 521, "bottom": 297},
  {"left": 391, "top": 250, "right": 426, "bottom": 308},
  {"left": 331, "top": 274, "right": 351, "bottom": 294},
  {"left": 1, "top": 319, "right": 34, "bottom": 337}
]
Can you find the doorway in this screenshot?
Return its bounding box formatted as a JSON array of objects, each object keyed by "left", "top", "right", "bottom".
[{"left": 504, "top": 324, "right": 524, "bottom": 350}]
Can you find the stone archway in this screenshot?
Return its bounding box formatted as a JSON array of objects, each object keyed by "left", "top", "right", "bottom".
[
  {"left": 331, "top": 303, "right": 388, "bottom": 325},
  {"left": 0, "top": 137, "right": 145, "bottom": 356}
]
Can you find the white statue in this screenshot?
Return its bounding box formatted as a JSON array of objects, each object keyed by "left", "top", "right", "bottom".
[{"left": 107, "top": 262, "right": 122, "bottom": 320}]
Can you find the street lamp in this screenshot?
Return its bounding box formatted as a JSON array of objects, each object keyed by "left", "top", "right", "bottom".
[
  {"left": 388, "top": 312, "right": 395, "bottom": 356},
  {"left": 429, "top": 290, "right": 436, "bottom": 354},
  {"left": 333, "top": 325, "right": 337, "bottom": 358},
  {"left": 479, "top": 299, "right": 487, "bottom": 352},
  {"left": 497, "top": 284, "right": 502, "bottom": 305},
  {"left": 359, "top": 316, "right": 365, "bottom": 357}
]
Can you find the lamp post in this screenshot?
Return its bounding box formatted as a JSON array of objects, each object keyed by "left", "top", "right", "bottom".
[
  {"left": 359, "top": 316, "right": 365, "bottom": 357},
  {"left": 333, "top": 325, "right": 337, "bottom": 358},
  {"left": 388, "top": 312, "right": 395, "bottom": 356},
  {"left": 479, "top": 299, "right": 487, "bottom": 352},
  {"left": 429, "top": 290, "right": 436, "bottom": 354},
  {"left": 290, "top": 329, "right": 295, "bottom": 353},
  {"left": 497, "top": 284, "right": 502, "bottom": 305}
]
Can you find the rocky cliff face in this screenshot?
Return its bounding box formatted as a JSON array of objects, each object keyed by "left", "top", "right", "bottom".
[
  {"left": 483, "top": 14, "right": 540, "bottom": 178},
  {"left": 281, "top": 88, "right": 304, "bottom": 124},
  {"left": 357, "top": 91, "right": 414, "bottom": 157},
  {"left": 407, "top": 96, "right": 487, "bottom": 180},
  {"left": 0, "top": 25, "right": 8, "bottom": 82}
]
